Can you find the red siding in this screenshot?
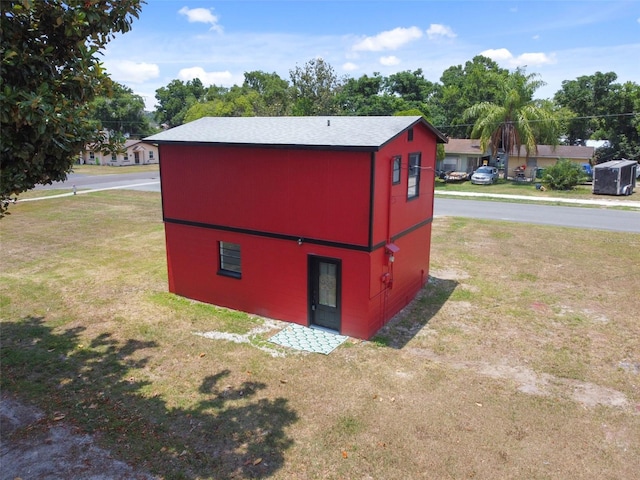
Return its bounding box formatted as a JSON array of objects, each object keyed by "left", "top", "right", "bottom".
[
  {"left": 372, "top": 123, "right": 437, "bottom": 249},
  {"left": 165, "top": 222, "right": 373, "bottom": 338},
  {"left": 161, "top": 145, "right": 371, "bottom": 247},
  {"left": 160, "top": 121, "right": 439, "bottom": 339}
]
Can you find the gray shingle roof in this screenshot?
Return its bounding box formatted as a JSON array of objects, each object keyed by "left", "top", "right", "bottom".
[
  {"left": 145, "top": 116, "right": 447, "bottom": 149},
  {"left": 444, "top": 138, "right": 594, "bottom": 160}
]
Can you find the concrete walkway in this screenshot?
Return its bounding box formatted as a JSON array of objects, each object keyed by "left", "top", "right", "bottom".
[{"left": 434, "top": 190, "right": 640, "bottom": 209}]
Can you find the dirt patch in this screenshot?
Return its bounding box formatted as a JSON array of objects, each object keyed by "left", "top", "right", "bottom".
[
  {"left": 407, "top": 348, "right": 630, "bottom": 409},
  {"left": 1, "top": 393, "right": 156, "bottom": 480}
]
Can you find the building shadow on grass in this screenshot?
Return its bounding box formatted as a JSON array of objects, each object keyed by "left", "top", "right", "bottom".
[
  {"left": 372, "top": 276, "right": 458, "bottom": 349},
  {"left": 1, "top": 316, "right": 298, "bottom": 479}
]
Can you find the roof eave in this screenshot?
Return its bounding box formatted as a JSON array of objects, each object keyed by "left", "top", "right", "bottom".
[{"left": 151, "top": 140, "right": 380, "bottom": 152}]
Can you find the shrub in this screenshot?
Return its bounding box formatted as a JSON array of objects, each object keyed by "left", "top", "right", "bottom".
[{"left": 542, "top": 159, "right": 586, "bottom": 190}]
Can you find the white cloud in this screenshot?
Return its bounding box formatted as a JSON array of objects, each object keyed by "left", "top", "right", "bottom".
[
  {"left": 481, "top": 48, "right": 556, "bottom": 67},
  {"left": 637, "top": 16, "right": 640, "bottom": 24},
  {"left": 426, "top": 24, "right": 456, "bottom": 41},
  {"left": 481, "top": 48, "right": 513, "bottom": 62},
  {"left": 352, "top": 26, "right": 422, "bottom": 51},
  {"left": 104, "top": 60, "right": 160, "bottom": 83},
  {"left": 380, "top": 55, "right": 401, "bottom": 66},
  {"left": 533, "top": 34, "right": 540, "bottom": 40},
  {"left": 178, "top": 7, "right": 223, "bottom": 33},
  {"left": 518, "top": 52, "right": 556, "bottom": 66},
  {"left": 342, "top": 62, "right": 358, "bottom": 71},
  {"left": 178, "top": 67, "right": 234, "bottom": 85}
]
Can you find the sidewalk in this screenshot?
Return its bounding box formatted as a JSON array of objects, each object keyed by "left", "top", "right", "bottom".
[{"left": 434, "top": 190, "right": 640, "bottom": 209}]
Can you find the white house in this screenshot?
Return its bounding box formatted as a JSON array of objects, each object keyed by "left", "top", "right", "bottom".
[{"left": 80, "top": 139, "right": 159, "bottom": 166}]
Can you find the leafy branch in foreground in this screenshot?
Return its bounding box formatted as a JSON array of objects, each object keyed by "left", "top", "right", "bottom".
[{"left": 0, "top": 0, "right": 143, "bottom": 217}]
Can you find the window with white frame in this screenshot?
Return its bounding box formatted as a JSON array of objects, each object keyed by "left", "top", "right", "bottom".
[
  {"left": 392, "top": 156, "right": 401, "bottom": 185},
  {"left": 407, "top": 153, "right": 421, "bottom": 199}
]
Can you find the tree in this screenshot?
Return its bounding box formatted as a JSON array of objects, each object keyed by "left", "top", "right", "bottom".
[
  {"left": 463, "top": 69, "right": 561, "bottom": 178},
  {"left": 184, "top": 86, "right": 262, "bottom": 122},
  {"left": 337, "top": 73, "right": 407, "bottom": 116},
  {"left": 433, "top": 55, "right": 510, "bottom": 138},
  {"left": 555, "top": 73, "right": 640, "bottom": 162},
  {"left": 89, "top": 82, "right": 155, "bottom": 139},
  {"left": 0, "top": 0, "right": 143, "bottom": 216},
  {"left": 385, "top": 69, "right": 437, "bottom": 105},
  {"left": 243, "top": 70, "right": 291, "bottom": 116},
  {"left": 554, "top": 71, "right": 619, "bottom": 146},
  {"left": 289, "top": 58, "right": 342, "bottom": 116},
  {"left": 154, "top": 78, "right": 206, "bottom": 127}
]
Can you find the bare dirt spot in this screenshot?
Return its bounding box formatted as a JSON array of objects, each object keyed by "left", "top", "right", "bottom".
[
  {"left": 406, "top": 348, "right": 630, "bottom": 409},
  {"left": 430, "top": 268, "right": 470, "bottom": 281},
  {"left": 1, "top": 393, "right": 156, "bottom": 480}
]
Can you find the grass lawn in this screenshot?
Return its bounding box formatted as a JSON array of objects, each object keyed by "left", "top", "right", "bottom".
[
  {"left": 436, "top": 178, "right": 607, "bottom": 200},
  {"left": 1, "top": 191, "right": 639, "bottom": 479},
  {"left": 72, "top": 164, "right": 160, "bottom": 175}
]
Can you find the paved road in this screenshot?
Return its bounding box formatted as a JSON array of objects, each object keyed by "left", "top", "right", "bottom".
[
  {"left": 434, "top": 197, "right": 640, "bottom": 233},
  {"left": 33, "top": 171, "right": 161, "bottom": 191},
  {"left": 27, "top": 172, "right": 640, "bottom": 233}
]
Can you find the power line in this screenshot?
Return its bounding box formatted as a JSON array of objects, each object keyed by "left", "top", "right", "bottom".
[{"left": 435, "top": 112, "right": 639, "bottom": 130}]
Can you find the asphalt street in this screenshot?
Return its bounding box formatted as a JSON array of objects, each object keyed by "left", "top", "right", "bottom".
[
  {"left": 434, "top": 197, "right": 640, "bottom": 233},
  {"left": 26, "top": 172, "right": 640, "bottom": 233}
]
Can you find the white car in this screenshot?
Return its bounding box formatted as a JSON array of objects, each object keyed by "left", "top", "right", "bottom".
[{"left": 471, "top": 166, "right": 499, "bottom": 185}]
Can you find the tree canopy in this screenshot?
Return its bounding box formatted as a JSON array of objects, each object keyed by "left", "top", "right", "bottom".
[
  {"left": 0, "top": 0, "right": 143, "bottom": 216},
  {"left": 463, "top": 69, "right": 561, "bottom": 176},
  {"left": 89, "top": 82, "right": 156, "bottom": 140},
  {"left": 555, "top": 72, "right": 640, "bottom": 162},
  {"left": 150, "top": 57, "right": 638, "bottom": 167}
]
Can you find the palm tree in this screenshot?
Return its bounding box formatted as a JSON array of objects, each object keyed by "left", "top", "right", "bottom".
[{"left": 463, "top": 69, "right": 560, "bottom": 179}]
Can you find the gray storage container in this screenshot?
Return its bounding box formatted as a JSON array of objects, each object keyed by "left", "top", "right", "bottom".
[{"left": 592, "top": 159, "right": 637, "bottom": 196}]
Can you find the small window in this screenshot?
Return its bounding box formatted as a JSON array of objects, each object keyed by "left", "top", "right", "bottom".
[
  {"left": 219, "top": 241, "right": 241, "bottom": 278},
  {"left": 149, "top": 151, "right": 154, "bottom": 159},
  {"left": 111, "top": 153, "right": 117, "bottom": 161},
  {"left": 407, "top": 128, "right": 414, "bottom": 142},
  {"left": 89, "top": 151, "right": 95, "bottom": 160},
  {"left": 392, "top": 156, "right": 401, "bottom": 185},
  {"left": 407, "top": 153, "right": 421, "bottom": 199}
]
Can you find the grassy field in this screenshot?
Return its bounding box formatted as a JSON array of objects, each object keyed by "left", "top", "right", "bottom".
[
  {"left": 1, "top": 191, "right": 639, "bottom": 479},
  {"left": 436, "top": 178, "right": 611, "bottom": 199},
  {"left": 72, "top": 164, "right": 160, "bottom": 175}
]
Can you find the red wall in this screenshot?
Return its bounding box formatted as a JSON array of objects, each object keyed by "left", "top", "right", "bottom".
[
  {"left": 160, "top": 121, "right": 438, "bottom": 339},
  {"left": 164, "top": 221, "right": 373, "bottom": 338},
  {"left": 161, "top": 145, "right": 372, "bottom": 247},
  {"left": 372, "top": 124, "right": 437, "bottom": 249}
]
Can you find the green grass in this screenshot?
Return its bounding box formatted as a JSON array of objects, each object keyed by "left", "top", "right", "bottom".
[
  {"left": 72, "top": 164, "right": 159, "bottom": 175},
  {"left": 435, "top": 178, "right": 596, "bottom": 197}
]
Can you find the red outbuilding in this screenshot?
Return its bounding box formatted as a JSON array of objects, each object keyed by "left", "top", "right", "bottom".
[{"left": 146, "top": 116, "right": 447, "bottom": 339}]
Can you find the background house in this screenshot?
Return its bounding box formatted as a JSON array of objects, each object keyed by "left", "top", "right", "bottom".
[
  {"left": 440, "top": 139, "right": 594, "bottom": 179},
  {"left": 439, "top": 138, "right": 489, "bottom": 174},
  {"left": 146, "top": 116, "right": 447, "bottom": 340},
  {"left": 79, "top": 139, "right": 159, "bottom": 166},
  {"left": 507, "top": 144, "right": 594, "bottom": 179}
]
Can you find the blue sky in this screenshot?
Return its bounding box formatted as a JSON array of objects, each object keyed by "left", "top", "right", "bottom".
[{"left": 102, "top": 0, "right": 640, "bottom": 111}]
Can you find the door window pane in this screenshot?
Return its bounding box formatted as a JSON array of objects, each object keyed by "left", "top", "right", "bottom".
[{"left": 318, "top": 262, "right": 337, "bottom": 307}]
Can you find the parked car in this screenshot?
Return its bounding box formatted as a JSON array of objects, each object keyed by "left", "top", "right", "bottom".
[
  {"left": 444, "top": 171, "right": 469, "bottom": 182},
  {"left": 470, "top": 166, "right": 499, "bottom": 185}
]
